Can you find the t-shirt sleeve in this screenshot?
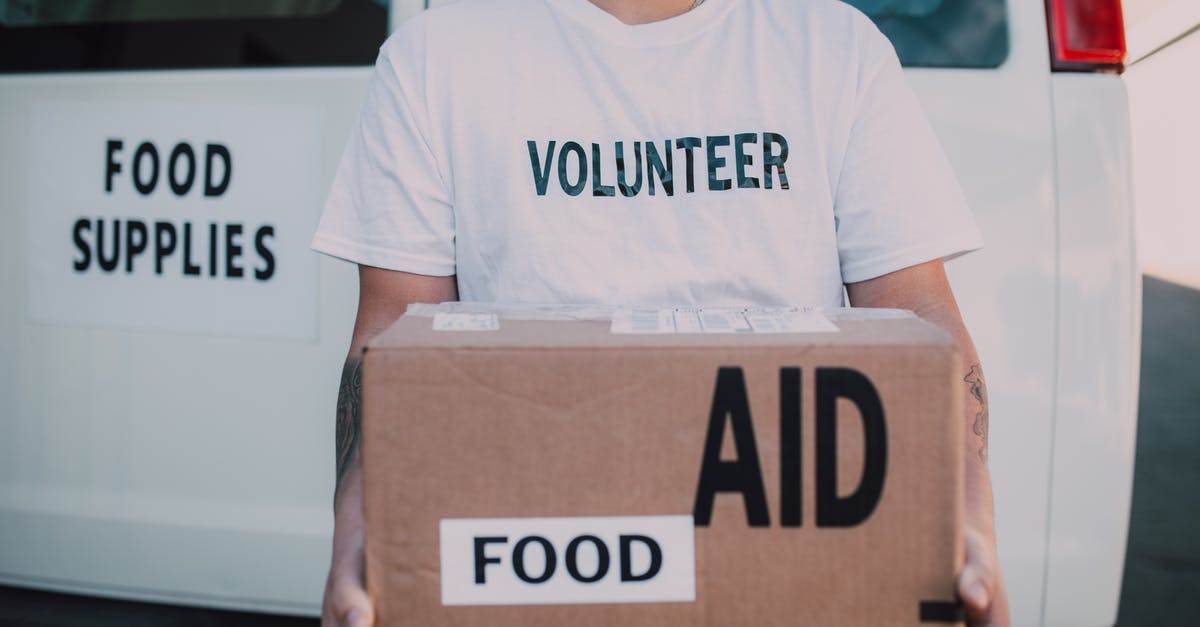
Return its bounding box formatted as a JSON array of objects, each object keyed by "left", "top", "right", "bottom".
[
  {"left": 310, "top": 30, "right": 456, "bottom": 276},
  {"left": 833, "top": 18, "right": 983, "bottom": 284}
]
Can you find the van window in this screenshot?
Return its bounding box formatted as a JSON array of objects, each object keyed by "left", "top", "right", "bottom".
[
  {"left": 845, "top": 0, "right": 1010, "bottom": 68},
  {"left": 0, "top": 0, "right": 389, "bottom": 72},
  {"left": 1, "top": 0, "right": 1009, "bottom": 73}
]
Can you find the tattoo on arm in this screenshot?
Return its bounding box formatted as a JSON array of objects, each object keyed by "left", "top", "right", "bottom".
[
  {"left": 963, "top": 364, "right": 989, "bottom": 463},
  {"left": 335, "top": 358, "right": 364, "bottom": 491}
]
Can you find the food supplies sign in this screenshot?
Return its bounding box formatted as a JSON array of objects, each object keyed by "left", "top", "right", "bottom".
[{"left": 28, "top": 101, "right": 321, "bottom": 339}]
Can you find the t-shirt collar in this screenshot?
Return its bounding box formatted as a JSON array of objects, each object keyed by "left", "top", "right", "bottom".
[{"left": 543, "top": 0, "right": 735, "bottom": 47}]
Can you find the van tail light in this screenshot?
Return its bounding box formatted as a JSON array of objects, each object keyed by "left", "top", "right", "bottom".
[{"left": 1046, "top": 0, "right": 1127, "bottom": 72}]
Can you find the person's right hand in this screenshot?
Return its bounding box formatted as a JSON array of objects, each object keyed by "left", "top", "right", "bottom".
[
  {"left": 322, "top": 462, "right": 373, "bottom": 627},
  {"left": 322, "top": 531, "right": 372, "bottom": 627}
]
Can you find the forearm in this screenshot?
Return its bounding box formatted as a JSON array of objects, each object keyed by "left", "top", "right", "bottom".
[
  {"left": 907, "top": 302, "right": 995, "bottom": 532},
  {"left": 323, "top": 269, "right": 458, "bottom": 626},
  {"left": 335, "top": 356, "right": 365, "bottom": 503},
  {"left": 844, "top": 261, "right": 994, "bottom": 529},
  {"left": 846, "top": 261, "right": 1006, "bottom": 622},
  {"left": 953, "top": 342, "right": 995, "bottom": 533},
  {"left": 333, "top": 355, "right": 367, "bottom": 553},
  {"left": 332, "top": 267, "right": 458, "bottom": 504}
]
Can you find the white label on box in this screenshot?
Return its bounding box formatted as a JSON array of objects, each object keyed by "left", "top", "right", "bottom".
[
  {"left": 409, "top": 302, "right": 619, "bottom": 322},
  {"left": 439, "top": 515, "right": 695, "bottom": 606},
  {"left": 432, "top": 312, "right": 500, "bottom": 331},
  {"left": 611, "top": 307, "right": 839, "bottom": 334}
]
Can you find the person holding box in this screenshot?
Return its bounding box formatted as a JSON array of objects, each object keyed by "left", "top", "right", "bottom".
[{"left": 311, "top": 0, "right": 1009, "bottom": 625}]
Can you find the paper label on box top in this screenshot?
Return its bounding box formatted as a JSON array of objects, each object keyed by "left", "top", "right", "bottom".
[
  {"left": 611, "top": 307, "right": 838, "bottom": 334},
  {"left": 439, "top": 515, "right": 695, "bottom": 606},
  {"left": 432, "top": 312, "right": 500, "bottom": 331},
  {"left": 409, "top": 302, "right": 617, "bottom": 321}
]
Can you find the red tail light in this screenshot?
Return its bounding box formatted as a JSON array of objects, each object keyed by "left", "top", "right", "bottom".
[{"left": 1047, "top": 0, "right": 1127, "bottom": 72}]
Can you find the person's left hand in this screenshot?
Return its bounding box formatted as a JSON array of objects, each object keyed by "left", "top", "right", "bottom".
[{"left": 958, "top": 524, "right": 1010, "bottom": 627}]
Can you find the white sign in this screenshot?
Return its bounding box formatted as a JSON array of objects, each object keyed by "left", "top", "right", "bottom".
[
  {"left": 439, "top": 515, "right": 695, "bottom": 606},
  {"left": 28, "top": 101, "right": 321, "bottom": 339}
]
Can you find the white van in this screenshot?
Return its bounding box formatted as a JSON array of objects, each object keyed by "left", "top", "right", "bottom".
[{"left": 0, "top": 1, "right": 1140, "bottom": 625}]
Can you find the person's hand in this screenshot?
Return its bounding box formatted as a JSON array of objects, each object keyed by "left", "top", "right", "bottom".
[
  {"left": 322, "top": 462, "right": 373, "bottom": 627},
  {"left": 322, "top": 522, "right": 373, "bottom": 627},
  {"left": 958, "top": 524, "right": 1010, "bottom": 627}
]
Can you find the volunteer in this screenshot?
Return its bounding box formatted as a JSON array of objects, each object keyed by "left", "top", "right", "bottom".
[{"left": 312, "top": 0, "right": 1010, "bottom": 625}]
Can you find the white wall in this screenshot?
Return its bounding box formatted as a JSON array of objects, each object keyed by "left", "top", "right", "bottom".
[{"left": 1125, "top": 1, "right": 1200, "bottom": 289}]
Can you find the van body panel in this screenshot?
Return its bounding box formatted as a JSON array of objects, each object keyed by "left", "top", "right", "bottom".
[
  {"left": 1044, "top": 73, "right": 1141, "bottom": 627},
  {"left": 0, "top": 67, "right": 372, "bottom": 616},
  {"left": 907, "top": 0, "right": 1059, "bottom": 623}
]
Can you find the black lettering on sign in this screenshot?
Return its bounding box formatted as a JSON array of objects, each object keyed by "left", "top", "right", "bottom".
[
  {"left": 204, "top": 143, "right": 232, "bottom": 197},
  {"left": 225, "top": 223, "right": 244, "bottom": 279},
  {"left": 473, "top": 536, "right": 507, "bottom": 584},
  {"left": 105, "top": 140, "right": 232, "bottom": 196},
  {"left": 155, "top": 222, "right": 177, "bottom": 275},
  {"left": 168, "top": 143, "right": 197, "bottom": 196},
  {"left": 779, "top": 367, "right": 802, "bottom": 527},
  {"left": 470, "top": 532, "right": 665, "bottom": 587},
  {"left": 105, "top": 140, "right": 123, "bottom": 193},
  {"left": 73, "top": 218, "right": 92, "bottom": 271},
  {"left": 619, "top": 535, "right": 663, "bottom": 582},
  {"left": 208, "top": 223, "right": 219, "bottom": 277},
  {"left": 133, "top": 142, "right": 159, "bottom": 195},
  {"left": 512, "top": 536, "right": 557, "bottom": 584},
  {"left": 693, "top": 367, "right": 770, "bottom": 527},
  {"left": 692, "top": 366, "right": 889, "bottom": 529},
  {"left": 125, "top": 219, "right": 148, "bottom": 273},
  {"left": 182, "top": 222, "right": 202, "bottom": 276},
  {"left": 80, "top": 141, "right": 283, "bottom": 281},
  {"left": 70, "top": 218, "right": 275, "bottom": 281},
  {"left": 816, "top": 367, "right": 887, "bottom": 528},
  {"left": 254, "top": 225, "right": 276, "bottom": 281},
  {"left": 96, "top": 218, "right": 120, "bottom": 272},
  {"left": 565, "top": 535, "right": 610, "bottom": 583}
]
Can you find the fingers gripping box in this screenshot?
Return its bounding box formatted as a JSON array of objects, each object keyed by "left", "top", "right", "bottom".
[{"left": 361, "top": 306, "right": 964, "bottom": 626}]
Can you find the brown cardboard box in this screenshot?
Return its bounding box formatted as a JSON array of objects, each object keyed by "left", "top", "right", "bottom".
[{"left": 362, "top": 307, "right": 964, "bottom": 626}]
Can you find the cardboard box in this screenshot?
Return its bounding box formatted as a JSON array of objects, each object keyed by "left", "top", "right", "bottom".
[{"left": 362, "top": 306, "right": 964, "bottom": 626}]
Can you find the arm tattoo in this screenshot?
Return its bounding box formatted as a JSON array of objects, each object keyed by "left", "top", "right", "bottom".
[
  {"left": 335, "top": 358, "right": 364, "bottom": 491},
  {"left": 963, "top": 364, "right": 989, "bottom": 463}
]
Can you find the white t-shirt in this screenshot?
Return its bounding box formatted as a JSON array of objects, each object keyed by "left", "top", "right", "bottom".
[{"left": 312, "top": 0, "right": 982, "bottom": 308}]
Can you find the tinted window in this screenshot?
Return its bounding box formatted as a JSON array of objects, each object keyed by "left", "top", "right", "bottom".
[
  {"left": 0, "top": 0, "right": 389, "bottom": 72},
  {"left": 845, "top": 0, "right": 1010, "bottom": 68}
]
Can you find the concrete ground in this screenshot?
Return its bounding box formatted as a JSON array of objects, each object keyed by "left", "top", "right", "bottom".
[
  {"left": 1115, "top": 276, "right": 1200, "bottom": 626},
  {"left": 0, "top": 275, "right": 1196, "bottom": 626},
  {"left": 0, "top": 586, "right": 317, "bottom": 626}
]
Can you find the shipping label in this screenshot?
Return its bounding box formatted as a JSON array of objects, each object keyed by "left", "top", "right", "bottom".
[{"left": 611, "top": 306, "right": 839, "bottom": 334}]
